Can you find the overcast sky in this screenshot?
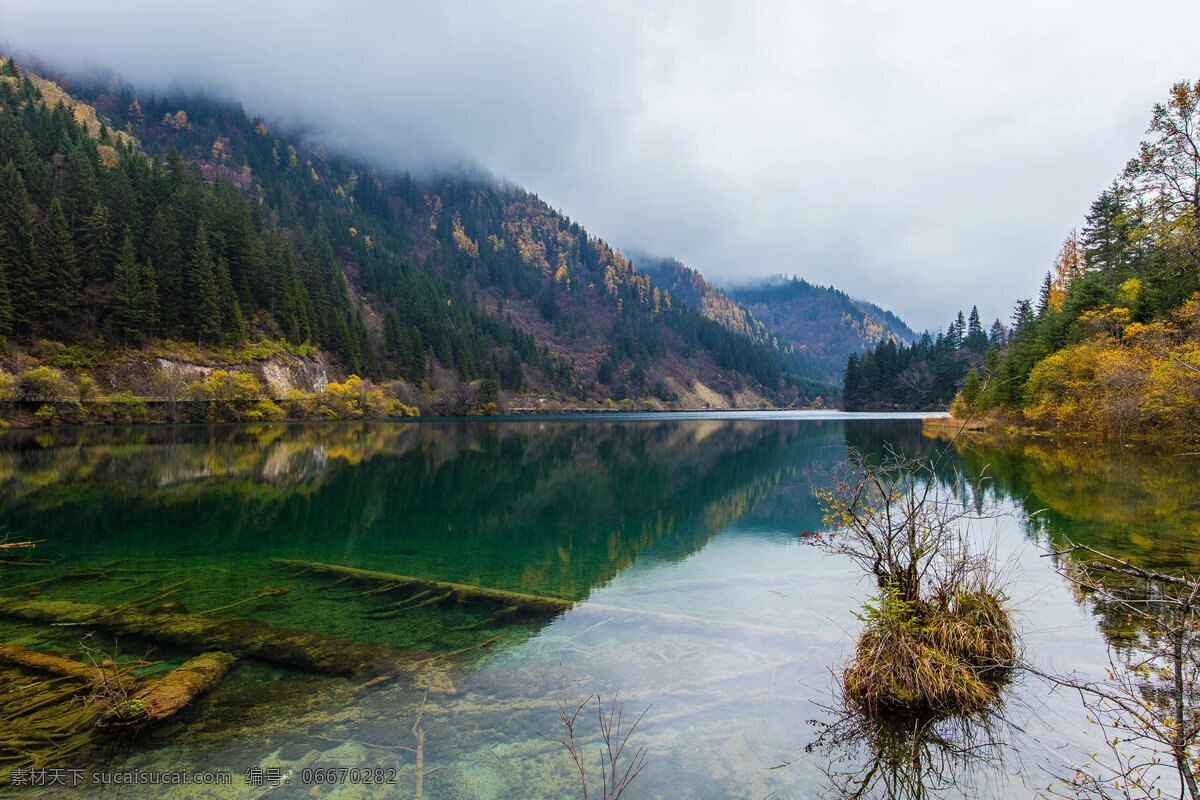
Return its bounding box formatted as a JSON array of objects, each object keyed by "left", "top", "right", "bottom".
[{"left": 4, "top": 1, "right": 1200, "bottom": 331}]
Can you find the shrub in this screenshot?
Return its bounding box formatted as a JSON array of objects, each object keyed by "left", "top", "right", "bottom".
[
  {"left": 186, "top": 370, "right": 265, "bottom": 421},
  {"left": 311, "top": 376, "right": 417, "bottom": 420},
  {"left": 18, "top": 366, "right": 77, "bottom": 402},
  {"left": 255, "top": 398, "right": 286, "bottom": 421},
  {"left": 106, "top": 391, "right": 148, "bottom": 424},
  {"left": 814, "top": 443, "right": 1016, "bottom": 719}
]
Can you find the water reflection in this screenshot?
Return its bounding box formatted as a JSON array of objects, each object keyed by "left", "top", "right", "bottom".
[
  {"left": 0, "top": 419, "right": 860, "bottom": 599},
  {"left": 806, "top": 704, "right": 1017, "bottom": 800},
  {"left": 0, "top": 417, "right": 1188, "bottom": 798}
]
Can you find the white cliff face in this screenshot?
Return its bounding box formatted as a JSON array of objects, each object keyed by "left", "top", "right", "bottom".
[
  {"left": 257, "top": 354, "right": 329, "bottom": 397},
  {"left": 105, "top": 352, "right": 333, "bottom": 399},
  {"left": 300, "top": 355, "right": 329, "bottom": 393}
]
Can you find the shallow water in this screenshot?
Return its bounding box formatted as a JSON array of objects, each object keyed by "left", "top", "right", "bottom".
[{"left": 0, "top": 415, "right": 1196, "bottom": 798}]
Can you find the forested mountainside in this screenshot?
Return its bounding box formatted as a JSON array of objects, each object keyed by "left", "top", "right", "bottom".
[
  {"left": 948, "top": 79, "right": 1200, "bottom": 442},
  {"left": 0, "top": 55, "right": 836, "bottom": 422},
  {"left": 635, "top": 255, "right": 833, "bottom": 383},
  {"left": 727, "top": 275, "right": 916, "bottom": 383},
  {"left": 843, "top": 306, "right": 1004, "bottom": 411}
]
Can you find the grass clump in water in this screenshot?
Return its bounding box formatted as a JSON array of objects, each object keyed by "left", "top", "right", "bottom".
[
  {"left": 844, "top": 584, "right": 1014, "bottom": 717},
  {"left": 813, "top": 438, "right": 1019, "bottom": 719}
]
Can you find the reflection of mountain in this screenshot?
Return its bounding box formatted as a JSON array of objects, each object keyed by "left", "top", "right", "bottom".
[{"left": 0, "top": 420, "right": 846, "bottom": 601}]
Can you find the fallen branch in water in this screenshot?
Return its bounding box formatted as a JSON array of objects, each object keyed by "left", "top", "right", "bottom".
[{"left": 272, "top": 558, "right": 576, "bottom": 615}]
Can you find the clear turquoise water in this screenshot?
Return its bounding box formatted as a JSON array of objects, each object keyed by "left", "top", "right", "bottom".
[{"left": 1, "top": 414, "right": 1195, "bottom": 799}]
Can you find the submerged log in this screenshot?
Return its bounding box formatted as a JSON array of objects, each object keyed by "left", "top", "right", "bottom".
[
  {"left": 113, "top": 651, "right": 236, "bottom": 727},
  {"left": 0, "top": 642, "right": 101, "bottom": 683},
  {"left": 272, "top": 558, "right": 577, "bottom": 616},
  {"left": 0, "top": 644, "right": 235, "bottom": 727},
  {"left": 0, "top": 596, "right": 397, "bottom": 676}
]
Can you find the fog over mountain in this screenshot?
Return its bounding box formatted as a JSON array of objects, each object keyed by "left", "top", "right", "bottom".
[{"left": 3, "top": 0, "right": 1200, "bottom": 331}]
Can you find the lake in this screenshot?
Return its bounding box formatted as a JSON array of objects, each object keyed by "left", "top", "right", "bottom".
[{"left": 1, "top": 413, "right": 1196, "bottom": 799}]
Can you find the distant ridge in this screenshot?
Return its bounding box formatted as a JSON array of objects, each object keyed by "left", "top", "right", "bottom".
[{"left": 727, "top": 275, "right": 916, "bottom": 383}]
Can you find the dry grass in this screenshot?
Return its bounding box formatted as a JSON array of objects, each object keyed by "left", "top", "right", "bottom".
[{"left": 844, "top": 591, "right": 1014, "bottom": 717}]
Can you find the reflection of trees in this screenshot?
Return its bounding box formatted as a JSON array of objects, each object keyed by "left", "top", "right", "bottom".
[
  {"left": 0, "top": 420, "right": 835, "bottom": 600},
  {"left": 950, "top": 436, "right": 1200, "bottom": 568},
  {"left": 943, "top": 434, "right": 1200, "bottom": 662},
  {"left": 806, "top": 701, "right": 1013, "bottom": 800},
  {"left": 936, "top": 433, "right": 1200, "bottom": 796},
  {"left": 1043, "top": 542, "right": 1200, "bottom": 799}
]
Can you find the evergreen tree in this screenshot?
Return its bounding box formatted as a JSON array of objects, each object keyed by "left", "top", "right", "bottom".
[
  {"left": 62, "top": 145, "right": 98, "bottom": 232},
  {"left": 77, "top": 202, "right": 113, "bottom": 283},
  {"left": 1082, "top": 184, "right": 1138, "bottom": 275},
  {"left": 110, "top": 234, "right": 141, "bottom": 343},
  {"left": 1036, "top": 271, "right": 1053, "bottom": 318},
  {"left": 144, "top": 211, "right": 183, "bottom": 330},
  {"left": 960, "top": 367, "right": 980, "bottom": 409},
  {"left": 188, "top": 225, "right": 222, "bottom": 342},
  {"left": 140, "top": 258, "right": 159, "bottom": 334},
  {"left": 0, "top": 161, "right": 36, "bottom": 322},
  {"left": 988, "top": 319, "right": 1006, "bottom": 347},
  {"left": 475, "top": 359, "right": 500, "bottom": 410},
  {"left": 35, "top": 197, "right": 81, "bottom": 321},
  {"left": 0, "top": 258, "right": 12, "bottom": 335},
  {"left": 965, "top": 306, "right": 987, "bottom": 351}
]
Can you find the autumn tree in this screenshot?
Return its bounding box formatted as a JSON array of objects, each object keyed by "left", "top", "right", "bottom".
[
  {"left": 1048, "top": 229, "right": 1085, "bottom": 312},
  {"left": 1124, "top": 79, "right": 1200, "bottom": 234}
]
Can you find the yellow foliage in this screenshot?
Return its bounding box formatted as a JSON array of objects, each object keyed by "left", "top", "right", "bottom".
[
  {"left": 1119, "top": 278, "right": 1141, "bottom": 308},
  {"left": 187, "top": 370, "right": 265, "bottom": 422},
  {"left": 305, "top": 377, "right": 418, "bottom": 420},
  {"left": 1022, "top": 294, "right": 1200, "bottom": 440},
  {"left": 96, "top": 145, "right": 119, "bottom": 169},
  {"left": 451, "top": 219, "right": 479, "bottom": 259},
  {"left": 1049, "top": 230, "right": 1084, "bottom": 311}
]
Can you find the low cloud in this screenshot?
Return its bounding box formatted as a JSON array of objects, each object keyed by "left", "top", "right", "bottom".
[{"left": 4, "top": 0, "right": 1198, "bottom": 330}]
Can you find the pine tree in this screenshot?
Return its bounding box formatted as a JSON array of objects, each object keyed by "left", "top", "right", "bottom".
[
  {"left": 0, "top": 258, "right": 13, "bottom": 335},
  {"left": 139, "top": 258, "right": 159, "bottom": 334},
  {"left": 35, "top": 197, "right": 81, "bottom": 321},
  {"left": 0, "top": 161, "right": 36, "bottom": 322},
  {"left": 965, "top": 306, "right": 987, "bottom": 352},
  {"left": 144, "top": 211, "right": 183, "bottom": 330},
  {"left": 475, "top": 359, "right": 500, "bottom": 410},
  {"left": 188, "top": 224, "right": 222, "bottom": 343},
  {"left": 960, "top": 367, "right": 981, "bottom": 409},
  {"left": 1036, "top": 272, "right": 1054, "bottom": 318},
  {"left": 110, "top": 234, "right": 141, "bottom": 343},
  {"left": 1082, "top": 184, "right": 1138, "bottom": 274},
  {"left": 62, "top": 145, "right": 98, "bottom": 232},
  {"left": 77, "top": 202, "right": 113, "bottom": 283},
  {"left": 988, "top": 320, "right": 1006, "bottom": 347}
]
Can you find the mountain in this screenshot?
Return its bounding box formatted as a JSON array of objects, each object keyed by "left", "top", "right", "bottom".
[
  {"left": 633, "top": 255, "right": 832, "bottom": 384},
  {"left": 633, "top": 255, "right": 778, "bottom": 346},
  {"left": 727, "top": 275, "right": 916, "bottom": 383},
  {"left": 0, "top": 55, "right": 836, "bottom": 417}
]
